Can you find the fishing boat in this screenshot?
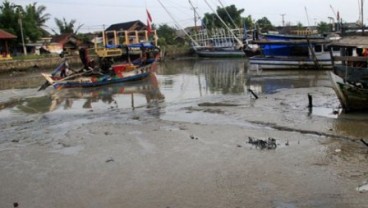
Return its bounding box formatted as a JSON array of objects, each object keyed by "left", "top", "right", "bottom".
[
  {"left": 249, "top": 38, "right": 336, "bottom": 69},
  {"left": 191, "top": 28, "right": 258, "bottom": 58},
  {"left": 39, "top": 40, "right": 160, "bottom": 90},
  {"left": 329, "top": 36, "right": 368, "bottom": 112},
  {"left": 41, "top": 61, "right": 156, "bottom": 89}
]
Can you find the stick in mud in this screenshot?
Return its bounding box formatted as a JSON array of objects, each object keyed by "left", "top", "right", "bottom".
[
  {"left": 361, "top": 139, "right": 368, "bottom": 147},
  {"left": 308, "top": 93, "right": 313, "bottom": 108},
  {"left": 248, "top": 89, "right": 258, "bottom": 99}
]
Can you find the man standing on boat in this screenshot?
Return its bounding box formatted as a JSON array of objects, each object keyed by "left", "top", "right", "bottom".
[{"left": 59, "top": 50, "right": 69, "bottom": 78}]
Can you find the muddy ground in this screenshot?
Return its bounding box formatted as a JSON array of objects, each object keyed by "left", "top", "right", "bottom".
[{"left": 0, "top": 84, "right": 368, "bottom": 208}]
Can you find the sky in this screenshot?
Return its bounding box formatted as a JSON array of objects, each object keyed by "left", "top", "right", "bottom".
[{"left": 13, "top": 0, "right": 364, "bottom": 33}]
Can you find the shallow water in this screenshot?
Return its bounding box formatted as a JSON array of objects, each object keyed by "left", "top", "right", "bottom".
[{"left": 0, "top": 58, "right": 368, "bottom": 136}]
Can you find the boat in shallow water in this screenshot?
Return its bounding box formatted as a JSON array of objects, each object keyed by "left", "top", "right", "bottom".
[
  {"left": 41, "top": 61, "right": 157, "bottom": 89},
  {"left": 249, "top": 38, "right": 337, "bottom": 69},
  {"left": 329, "top": 36, "right": 368, "bottom": 112}
]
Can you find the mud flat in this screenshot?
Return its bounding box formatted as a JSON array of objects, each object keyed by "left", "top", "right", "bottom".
[{"left": 0, "top": 86, "right": 368, "bottom": 208}]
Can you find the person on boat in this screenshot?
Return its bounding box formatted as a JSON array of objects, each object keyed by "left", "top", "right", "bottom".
[
  {"left": 79, "top": 45, "right": 91, "bottom": 71},
  {"left": 59, "top": 51, "right": 69, "bottom": 78}
]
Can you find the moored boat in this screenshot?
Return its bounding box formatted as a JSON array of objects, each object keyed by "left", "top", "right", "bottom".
[{"left": 249, "top": 38, "right": 336, "bottom": 69}]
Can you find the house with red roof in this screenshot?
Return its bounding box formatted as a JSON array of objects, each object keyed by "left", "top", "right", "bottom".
[{"left": 0, "top": 29, "right": 17, "bottom": 60}]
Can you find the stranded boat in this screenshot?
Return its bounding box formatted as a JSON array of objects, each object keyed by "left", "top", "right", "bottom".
[
  {"left": 39, "top": 38, "right": 160, "bottom": 90},
  {"left": 329, "top": 36, "right": 368, "bottom": 112}
]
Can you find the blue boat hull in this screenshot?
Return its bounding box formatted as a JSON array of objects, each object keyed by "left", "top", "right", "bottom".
[{"left": 53, "top": 72, "right": 150, "bottom": 89}]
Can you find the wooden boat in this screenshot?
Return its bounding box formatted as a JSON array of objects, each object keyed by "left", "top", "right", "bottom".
[
  {"left": 329, "top": 36, "right": 368, "bottom": 112},
  {"left": 41, "top": 62, "right": 156, "bottom": 89},
  {"left": 329, "top": 72, "right": 368, "bottom": 111},
  {"left": 40, "top": 41, "right": 160, "bottom": 90},
  {"left": 249, "top": 38, "right": 336, "bottom": 69}
]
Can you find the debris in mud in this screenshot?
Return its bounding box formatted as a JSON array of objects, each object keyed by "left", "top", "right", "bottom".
[
  {"left": 11, "top": 139, "right": 19, "bottom": 143},
  {"left": 13, "top": 202, "right": 19, "bottom": 207},
  {"left": 198, "top": 102, "right": 239, "bottom": 107},
  {"left": 356, "top": 181, "right": 368, "bottom": 192},
  {"left": 106, "top": 157, "right": 114, "bottom": 163},
  {"left": 190, "top": 135, "right": 198, "bottom": 140},
  {"left": 248, "top": 137, "right": 277, "bottom": 149}
]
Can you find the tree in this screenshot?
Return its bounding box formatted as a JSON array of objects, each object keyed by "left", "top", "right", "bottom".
[
  {"left": 242, "top": 15, "right": 254, "bottom": 30},
  {"left": 256, "top": 17, "right": 274, "bottom": 33},
  {"left": 316, "top": 21, "right": 330, "bottom": 34},
  {"left": 156, "top": 24, "right": 176, "bottom": 46},
  {"left": 202, "top": 5, "right": 244, "bottom": 30},
  {"left": 25, "top": 2, "right": 50, "bottom": 36},
  {"left": 0, "top": 0, "right": 49, "bottom": 43},
  {"left": 53, "top": 17, "right": 83, "bottom": 34}
]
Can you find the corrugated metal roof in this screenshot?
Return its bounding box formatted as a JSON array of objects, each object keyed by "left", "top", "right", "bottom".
[
  {"left": 0, "top": 29, "right": 17, "bottom": 39},
  {"left": 330, "top": 36, "right": 368, "bottom": 48}
]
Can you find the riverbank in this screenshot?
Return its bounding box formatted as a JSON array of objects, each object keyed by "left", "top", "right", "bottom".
[
  {"left": 0, "top": 46, "right": 193, "bottom": 73},
  {"left": 0, "top": 55, "right": 85, "bottom": 73}
]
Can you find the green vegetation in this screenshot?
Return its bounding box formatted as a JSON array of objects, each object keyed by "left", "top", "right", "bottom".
[{"left": 0, "top": 0, "right": 50, "bottom": 43}]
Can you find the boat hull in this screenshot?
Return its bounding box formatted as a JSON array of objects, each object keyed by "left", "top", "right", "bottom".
[
  {"left": 250, "top": 56, "right": 333, "bottom": 69},
  {"left": 53, "top": 72, "right": 150, "bottom": 89},
  {"left": 195, "top": 49, "right": 245, "bottom": 58},
  {"left": 329, "top": 72, "right": 368, "bottom": 112}
]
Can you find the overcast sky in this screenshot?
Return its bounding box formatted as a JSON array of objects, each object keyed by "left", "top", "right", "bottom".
[{"left": 13, "top": 0, "right": 364, "bottom": 33}]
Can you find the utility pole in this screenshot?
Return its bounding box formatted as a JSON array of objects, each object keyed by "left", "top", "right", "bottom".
[
  {"left": 189, "top": 0, "right": 200, "bottom": 32},
  {"left": 15, "top": 6, "right": 27, "bottom": 56},
  {"left": 280, "top": 14, "right": 286, "bottom": 26},
  {"left": 362, "top": 0, "right": 365, "bottom": 34}
]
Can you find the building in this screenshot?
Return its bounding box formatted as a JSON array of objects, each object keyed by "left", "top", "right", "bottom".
[{"left": 0, "top": 29, "right": 17, "bottom": 60}]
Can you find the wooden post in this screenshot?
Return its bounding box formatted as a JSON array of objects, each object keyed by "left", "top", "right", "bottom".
[{"left": 308, "top": 93, "right": 313, "bottom": 108}]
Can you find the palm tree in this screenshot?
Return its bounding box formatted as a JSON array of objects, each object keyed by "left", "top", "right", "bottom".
[
  {"left": 24, "top": 3, "right": 50, "bottom": 36},
  {"left": 53, "top": 17, "right": 83, "bottom": 34}
]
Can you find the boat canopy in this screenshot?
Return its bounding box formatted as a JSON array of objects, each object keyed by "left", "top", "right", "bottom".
[
  {"left": 328, "top": 36, "right": 368, "bottom": 48},
  {"left": 127, "top": 42, "right": 157, "bottom": 49}
]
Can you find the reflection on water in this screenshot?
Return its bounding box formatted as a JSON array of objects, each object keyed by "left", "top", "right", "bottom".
[
  {"left": 246, "top": 69, "right": 331, "bottom": 94},
  {"left": 9, "top": 74, "right": 165, "bottom": 115}
]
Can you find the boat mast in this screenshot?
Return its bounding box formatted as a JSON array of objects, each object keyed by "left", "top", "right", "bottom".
[
  {"left": 304, "top": 6, "right": 311, "bottom": 28},
  {"left": 361, "top": 0, "right": 365, "bottom": 34},
  {"left": 156, "top": 0, "right": 200, "bottom": 47}
]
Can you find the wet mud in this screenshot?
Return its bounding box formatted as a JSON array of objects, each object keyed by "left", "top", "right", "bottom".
[{"left": 0, "top": 59, "right": 368, "bottom": 207}]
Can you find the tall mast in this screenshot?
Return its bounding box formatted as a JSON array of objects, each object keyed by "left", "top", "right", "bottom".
[
  {"left": 157, "top": 0, "right": 200, "bottom": 47},
  {"left": 362, "top": 0, "right": 365, "bottom": 34}
]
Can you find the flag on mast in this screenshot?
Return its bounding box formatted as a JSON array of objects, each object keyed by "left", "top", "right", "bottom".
[{"left": 147, "top": 9, "right": 153, "bottom": 35}]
